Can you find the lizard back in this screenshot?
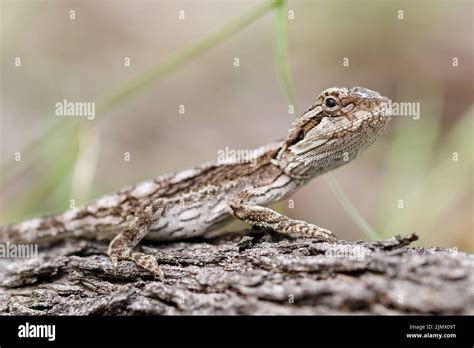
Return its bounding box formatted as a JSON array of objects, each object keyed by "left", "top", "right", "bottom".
[{"left": 0, "top": 141, "right": 298, "bottom": 243}]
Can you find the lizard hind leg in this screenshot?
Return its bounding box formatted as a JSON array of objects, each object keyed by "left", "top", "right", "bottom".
[{"left": 108, "top": 200, "right": 166, "bottom": 281}]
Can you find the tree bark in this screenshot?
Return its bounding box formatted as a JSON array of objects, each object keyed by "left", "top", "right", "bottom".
[{"left": 0, "top": 230, "right": 472, "bottom": 315}]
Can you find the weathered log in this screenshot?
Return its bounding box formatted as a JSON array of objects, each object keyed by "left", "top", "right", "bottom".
[{"left": 0, "top": 231, "right": 472, "bottom": 315}]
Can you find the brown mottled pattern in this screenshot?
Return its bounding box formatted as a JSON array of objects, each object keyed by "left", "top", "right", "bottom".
[{"left": 0, "top": 86, "right": 391, "bottom": 279}]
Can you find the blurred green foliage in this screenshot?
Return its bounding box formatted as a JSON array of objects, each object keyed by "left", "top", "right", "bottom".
[{"left": 1, "top": 0, "right": 280, "bottom": 219}]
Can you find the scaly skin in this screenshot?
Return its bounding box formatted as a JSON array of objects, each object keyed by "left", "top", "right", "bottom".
[{"left": 0, "top": 86, "right": 391, "bottom": 280}]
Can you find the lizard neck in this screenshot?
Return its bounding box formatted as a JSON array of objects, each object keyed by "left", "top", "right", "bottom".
[{"left": 271, "top": 141, "right": 317, "bottom": 182}]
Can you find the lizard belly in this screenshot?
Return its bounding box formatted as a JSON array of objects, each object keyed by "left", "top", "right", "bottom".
[
  {"left": 145, "top": 198, "right": 233, "bottom": 241},
  {"left": 144, "top": 174, "right": 298, "bottom": 241}
]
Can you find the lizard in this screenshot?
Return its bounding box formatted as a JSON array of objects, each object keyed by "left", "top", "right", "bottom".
[{"left": 0, "top": 86, "right": 391, "bottom": 281}]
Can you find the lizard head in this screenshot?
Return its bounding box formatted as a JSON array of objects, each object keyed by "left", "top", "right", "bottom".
[{"left": 276, "top": 86, "right": 391, "bottom": 179}]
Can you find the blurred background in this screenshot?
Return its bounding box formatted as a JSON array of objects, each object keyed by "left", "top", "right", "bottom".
[{"left": 0, "top": 0, "right": 472, "bottom": 251}]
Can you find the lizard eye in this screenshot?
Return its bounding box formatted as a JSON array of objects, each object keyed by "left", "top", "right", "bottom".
[{"left": 324, "top": 97, "right": 338, "bottom": 109}]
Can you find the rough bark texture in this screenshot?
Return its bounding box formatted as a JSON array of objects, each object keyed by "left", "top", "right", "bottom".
[{"left": 0, "top": 231, "right": 473, "bottom": 315}]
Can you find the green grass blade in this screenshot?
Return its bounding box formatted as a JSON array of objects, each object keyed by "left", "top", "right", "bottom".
[
  {"left": 324, "top": 174, "right": 381, "bottom": 240},
  {"left": 1, "top": 127, "right": 79, "bottom": 222},
  {"left": 70, "top": 124, "right": 100, "bottom": 205},
  {"left": 98, "top": 0, "right": 279, "bottom": 114},
  {"left": 273, "top": 0, "right": 295, "bottom": 106}
]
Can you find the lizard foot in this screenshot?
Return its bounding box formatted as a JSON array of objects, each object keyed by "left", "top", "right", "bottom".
[
  {"left": 108, "top": 249, "right": 165, "bottom": 281},
  {"left": 129, "top": 251, "right": 165, "bottom": 282}
]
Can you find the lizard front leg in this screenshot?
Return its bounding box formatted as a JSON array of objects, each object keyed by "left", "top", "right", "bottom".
[
  {"left": 108, "top": 200, "right": 166, "bottom": 280},
  {"left": 229, "top": 198, "right": 337, "bottom": 242}
]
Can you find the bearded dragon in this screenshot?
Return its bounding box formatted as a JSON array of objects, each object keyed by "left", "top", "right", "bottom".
[{"left": 0, "top": 87, "right": 391, "bottom": 280}]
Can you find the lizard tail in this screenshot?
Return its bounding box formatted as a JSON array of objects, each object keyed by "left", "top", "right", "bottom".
[{"left": 0, "top": 214, "right": 74, "bottom": 245}]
